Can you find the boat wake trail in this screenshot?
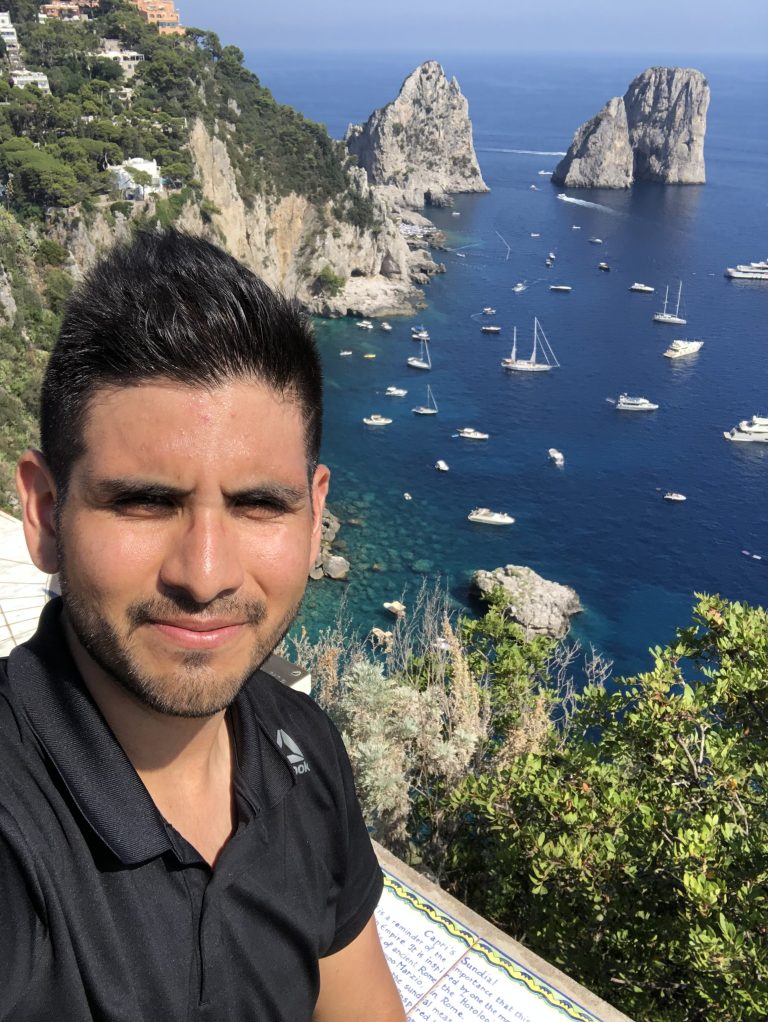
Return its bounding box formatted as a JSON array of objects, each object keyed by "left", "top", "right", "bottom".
[
  {"left": 478, "top": 148, "right": 567, "bottom": 156},
  {"left": 557, "top": 194, "right": 618, "bottom": 215}
]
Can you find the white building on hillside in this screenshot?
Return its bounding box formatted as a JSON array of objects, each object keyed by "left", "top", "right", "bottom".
[
  {"left": 9, "top": 69, "right": 52, "bottom": 92},
  {"left": 110, "top": 157, "right": 163, "bottom": 199}
]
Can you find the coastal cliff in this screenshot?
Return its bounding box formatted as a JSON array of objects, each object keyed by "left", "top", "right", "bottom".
[
  {"left": 345, "top": 61, "right": 488, "bottom": 209},
  {"left": 552, "top": 67, "right": 710, "bottom": 188}
]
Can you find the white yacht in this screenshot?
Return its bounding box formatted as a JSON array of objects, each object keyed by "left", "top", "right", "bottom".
[
  {"left": 548, "top": 448, "right": 565, "bottom": 467},
  {"left": 434, "top": 459, "right": 450, "bottom": 472},
  {"left": 663, "top": 339, "right": 703, "bottom": 359},
  {"left": 363, "top": 414, "right": 392, "bottom": 426},
  {"left": 339, "top": 350, "right": 352, "bottom": 356},
  {"left": 407, "top": 339, "right": 431, "bottom": 370},
  {"left": 380, "top": 321, "right": 393, "bottom": 331},
  {"left": 512, "top": 282, "right": 527, "bottom": 293},
  {"left": 482, "top": 306, "right": 496, "bottom": 315},
  {"left": 588, "top": 237, "right": 603, "bottom": 245},
  {"left": 664, "top": 492, "right": 687, "bottom": 502},
  {"left": 530, "top": 232, "right": 541, "bottom": 238},
  {"left": 725, "top": 260, "right": 768, "bottom": 281},
  {"left": 468, "top": 508, "right": 515, "bottom": 526},
  {"left": 723, "top": 426, "right": 768, "bottom": 443},
  {"left": 616, "top": 394, "right": 659, "bottom": 412},
  {"left": 411, "top": 329, "right": 430, "bottom": 341},
  {"left": 456, "top": 427, "right": 489, "bottom": 440},
  {"left": 356, "top": 319, "right": 374, "bottom": 330},
  {"left": 598, "top": 262, "right": 610, "bottom": 272},
  {"left": 412, "top": 385, "right": 438, "bottom": 416},
  {"left": 501, "top": 319, "right": 559, "bottom": 373},
  {"left": 481, "top": 324, "right": 502, "bottom": 334},
  {"left": 653, "top": 282, "right": 687, "bottom": 325},
  {"left": 549, "top": 284, "right": 572, "bottom": 293},
  {"left": 385, "top": 386, "right": 408, "bottom": 397},
  {"left": 629, "top": 282, "right": 655, "bottom": 293}
]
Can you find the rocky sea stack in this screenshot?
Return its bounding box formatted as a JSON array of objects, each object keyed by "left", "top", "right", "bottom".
[
  {"left": 345, "top": 60, "right": 488, "bottom": 210},
  {"left": 552, "top": 67, "right": 710, "bottom": 189},
  {"left": 472, "top": 565, "right": 582, "bottom": 640}
]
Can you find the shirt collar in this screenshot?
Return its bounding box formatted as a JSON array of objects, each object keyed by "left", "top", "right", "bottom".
[{"left": 6, "top": 598, "right": 295, "bottom": 867}]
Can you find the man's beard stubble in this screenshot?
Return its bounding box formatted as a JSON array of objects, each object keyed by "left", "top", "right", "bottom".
[{"left": 58, "top": 565, "right": 302, "bottom": 718}]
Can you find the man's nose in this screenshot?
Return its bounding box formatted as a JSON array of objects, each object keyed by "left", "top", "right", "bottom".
[{"left": 159, "top": 510, "right": 245, "bottom": 606}]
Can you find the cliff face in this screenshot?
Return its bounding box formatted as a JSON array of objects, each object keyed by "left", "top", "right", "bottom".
[
  {"left": 47, "top": 120, "right": 440, "bottom": 318},
  {"left": 625, "top": 67, "right": 709, "bottom": 184},
  {"left": 345, "top": 61, "right": 488, "bottom": 209},
  {"left": 552, "top": 67, "right": 709, "bottom": 189}
]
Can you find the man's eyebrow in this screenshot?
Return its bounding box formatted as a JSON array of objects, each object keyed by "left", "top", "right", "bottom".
[
  {"left": 89, "top": 478, "right": 191, "bottom": 501},
  {"left": 224, "top": 483, "right": 308, "bottom": 507},
  {"left": 88, "top": 478, "right": 308, "bottom": 507}
]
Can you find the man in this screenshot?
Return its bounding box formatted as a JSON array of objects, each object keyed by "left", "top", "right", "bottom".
[{"left": 1, "top": 230, "right": 405, "bottom": 1022}]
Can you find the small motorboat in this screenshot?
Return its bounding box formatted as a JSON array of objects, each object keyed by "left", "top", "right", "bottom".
[
  {"left": 480, "top": 325, "right": 502, "bottom": 334},
  {"left": 385, "top": 386, "right": 407, "bottom": 397},
  {"left": 356, "top": 319, "right": 374, "bottom": 330},
  {"left": 629, "top": 282, "right": 655, "bottom": 293},
  {"left": 363, "top": 353, "right": 377, "bottom": 359},
  {"left": 467, "top": 508, "right": 515, "bottom": 526},
  {"left": 434, "top": 460, "right": 450, "bottom": 472},
  {"left": 482, "top": 306, "right": 496, "bottom": 315},
  {"left": 512, "top": 282, "right": 527, "bottom": 293},
  {"left": 589, "top": 238, "right": 603, "bottom": 245},
  {"left": 362, "top": 414, "right": 392, "bottom": 426},
  {"left": 663, "top": 492, "right": 687, "bottom": 502},
  {"left": 380, "top": 321, "right": 393, "bottom": 331},
  {"left": 549, "top": 284, "right": 572, "bottom": 293},
  {"left": 456, "top": 427, "right": 489, "bottom": 440},
  {"left": 548, "top": 448, "right": 565, "bottom": 467},
  {"left": 339, "top": 350, "right": 352, "bottom": 357},
  {"left": 598, "top": 262, "right": 610, "bottom": 272}
]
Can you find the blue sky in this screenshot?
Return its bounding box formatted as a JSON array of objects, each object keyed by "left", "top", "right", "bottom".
[{"left": 177, "top": 0, "right": 768, "bottom": 55}]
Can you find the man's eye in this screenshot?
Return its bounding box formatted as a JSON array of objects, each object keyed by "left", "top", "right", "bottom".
[
  {"left": 234, "top": 498, "right": 289, "bottom": 516},
  {"left": 112, "top": 495, "right": 174, "bottom": 512}
]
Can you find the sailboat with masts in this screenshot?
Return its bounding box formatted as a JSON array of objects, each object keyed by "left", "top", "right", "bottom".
[
  {"left": 412, "top": 385, "right": 438, "bottom": 415},
  {"left": 500, "top": 319, "right": 559, "bottom": 372},
  {"left": 407, "top": 338, "right": 431, "bottom": 370},
  {"left": 653, "top": 281, "right": 687, "bottom": 325}
]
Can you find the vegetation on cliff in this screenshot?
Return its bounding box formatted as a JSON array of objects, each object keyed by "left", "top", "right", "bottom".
[
  {"left": 0, "top": 1, "right": 381, "bottom": 509},
  {"left": 289, "top": 589, "right": 768, "bottom": 1022}
]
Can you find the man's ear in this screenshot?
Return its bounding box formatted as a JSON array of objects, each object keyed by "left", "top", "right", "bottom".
[
  {"left": 309, "top": 463, "right": 330, "bottom": 568},
  {"left": 16, "top": 449, "right": 59, "bottom": 574}
]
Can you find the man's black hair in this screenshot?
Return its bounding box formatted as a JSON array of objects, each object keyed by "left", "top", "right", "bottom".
[{"left": 40, "top": 229, "right": 323, "bottom": 493}]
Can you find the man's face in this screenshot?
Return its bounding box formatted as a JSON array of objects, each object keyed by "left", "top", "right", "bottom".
[{"left": 54, "top": 378, "right": 328, "bottom": 718}]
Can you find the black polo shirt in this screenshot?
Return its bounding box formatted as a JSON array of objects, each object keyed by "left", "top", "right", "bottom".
[{"left": 0, "top": 600, "right": 382, "bottom": 1021}]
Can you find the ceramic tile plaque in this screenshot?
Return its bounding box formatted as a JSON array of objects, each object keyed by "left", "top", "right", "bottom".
[{"left": 376, "top": 871, "right": 605, "bottom": 1022}]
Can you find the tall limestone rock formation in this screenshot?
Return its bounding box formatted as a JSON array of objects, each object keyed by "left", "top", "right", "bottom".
[
  {"left": 552, "top": 67, "right": 710, "bottom": 189},
  {"left": 345, "top": 61, "right": 488, "bottom": 209}
]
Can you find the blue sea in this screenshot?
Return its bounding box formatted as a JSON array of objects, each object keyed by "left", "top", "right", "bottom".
[{"left": 244, "top": 50, "right": 768, "bottom": 676}]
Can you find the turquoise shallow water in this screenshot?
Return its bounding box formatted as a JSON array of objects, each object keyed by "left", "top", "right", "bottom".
[{"left": 246, "top": 51, "right": 768, "bottom": 675}]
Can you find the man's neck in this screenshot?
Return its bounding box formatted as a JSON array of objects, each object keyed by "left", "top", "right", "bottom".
[{"left": 62, "top": 617, "right": 236, "bottom": 865}]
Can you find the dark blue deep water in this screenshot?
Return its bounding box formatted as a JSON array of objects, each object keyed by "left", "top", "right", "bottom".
[{"left": 245, "top": 51, "right": 768, "bottom": 675}]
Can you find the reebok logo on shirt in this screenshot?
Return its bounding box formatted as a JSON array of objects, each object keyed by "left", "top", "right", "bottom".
[{"left": 276, "top": 729, "right": 310, "bottom": 775}]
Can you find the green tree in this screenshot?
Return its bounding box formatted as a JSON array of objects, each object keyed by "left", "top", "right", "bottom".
[{"left": 444, "top": 595, "right": 768, "bottom": 1022}]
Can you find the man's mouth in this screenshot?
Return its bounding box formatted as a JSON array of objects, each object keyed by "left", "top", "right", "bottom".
[{"left": 148, "top": 618, "right": 249, "bottom": 650}]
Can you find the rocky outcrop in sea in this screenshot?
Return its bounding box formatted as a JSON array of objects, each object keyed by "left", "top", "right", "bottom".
[
  {"left": 345, "top": 60, "right": 489, "bottom": 210},
  {"left": 552, "top": 67, "right": 710, "bottom": 189},
  {"left": 310, "top": 509, "right": 351, "bottom": 581},
  {"left": 472, "top": 565, "right": 582, "bottom": 640}
]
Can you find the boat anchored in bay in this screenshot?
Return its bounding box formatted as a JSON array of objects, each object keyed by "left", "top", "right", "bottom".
[
  {"left": 467, "top": 508, "right": 515, "bottom": 526},
  {"left": 653, "top": 281, "right": 687, "bottom": 325},
  {"left": 501, "top": 319, "right": 559, "bottom": 373},
  {"left": 663, "top": 339, "right": 703, "bottom": 359}
]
